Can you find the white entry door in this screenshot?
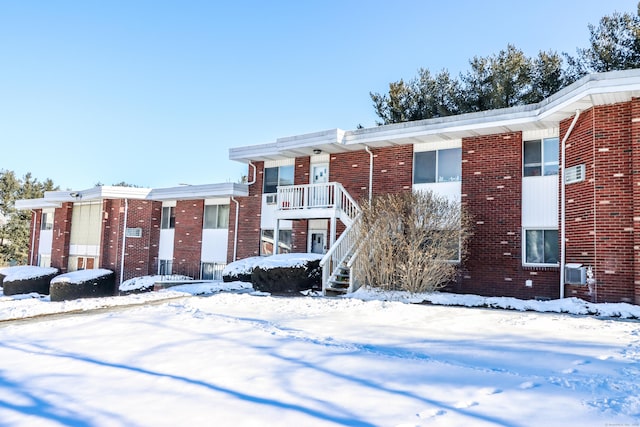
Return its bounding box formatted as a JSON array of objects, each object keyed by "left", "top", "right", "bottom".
[
  {"left": 310, "top": 164, "right": 329, "bottom": 207},
  {"left": 309, "top": 231, "right": 327, "bottom": 254}
]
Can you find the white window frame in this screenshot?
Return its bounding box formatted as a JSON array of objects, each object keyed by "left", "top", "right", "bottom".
[
  {"left": 413, "top": 148, "right": 462, "bottom": 184},
  {"left": 263, "top": 165, "right": 295, "bottom": 194},
  {"left": 523, "top": 137, "right": 559, "bottom": 177},
  {"left": 203, "top": 204, "right": 230, "bottom": 229},
  {"left": 522, "top": 228, "right": 559, "bottom": 267},
  {"left": 161, "top": 206, "right": 175, "bottom": 230},
  {"left": 41, "top": 211, "right": 53, "bottom": 230},
  {"left": 260, "top": 229, "right": 292, "bottom": 256}
]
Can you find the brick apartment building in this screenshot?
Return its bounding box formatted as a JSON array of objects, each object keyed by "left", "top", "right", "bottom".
[{"left": 16, "top": 70, "right": 640, "bottom": 304}]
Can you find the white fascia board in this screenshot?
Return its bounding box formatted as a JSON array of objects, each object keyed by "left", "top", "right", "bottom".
[
  {"left": 84, "top": 186, "right": 152, "bottom": 200},
  {"left": 229, "top": 129, "right": 344, "bottom": 162},
  {"left": 148, "top": 183, "right": 249, "bottom": 201},
  {"left": 14, "top": 199, "right": 62, "bottom": 210},
  {"left": 39, "top": 186, "right": 152, "bottom": 203}
]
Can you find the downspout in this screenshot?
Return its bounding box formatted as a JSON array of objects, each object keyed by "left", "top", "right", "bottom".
[
  {"left": 247, "top": 161, "right": 257, "bottom": 185},
  {"left": 560, "top": 109, "right": 581, "bottom": 299},
  {"left": 119, "top": 199, "right": 129, "bottom": 288},
  {"left": 30, "top": 210, "right": 37, "bottom": 265},
  {"left": 231, "top": 196, "right": 240, "bottom": 261},
  {"left": 365, "top": 146, "right": 373, "bottom": 203}
]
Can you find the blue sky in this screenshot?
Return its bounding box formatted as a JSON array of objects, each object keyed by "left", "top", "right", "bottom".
[{"left": 0, "top": 1, "right": 635, "bottom": 190}]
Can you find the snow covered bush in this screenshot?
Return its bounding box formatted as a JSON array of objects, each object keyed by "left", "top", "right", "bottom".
[
  {"left": 50, "top": 269, "right": 115, "bottom": 301},
  {"left": 355, "top": 190, "right": 471, "bottom": 293},
  {"left": 0, "top": 265, "right": 58, "bottom": 295},
  {"left": 223, "top": 254, "right": 322, "bottom": 293}
]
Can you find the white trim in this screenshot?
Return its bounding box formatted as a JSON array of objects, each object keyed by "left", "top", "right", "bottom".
[
  {"left": 522, "top": 128, "right": 559, "bottom": 141},
  {"left": 264, "top": 158, "right": 295, "bottom": 168},
  {"left": 522, "top": 228, "right": 560, "bottom": 268},
  {"left": 414, "top": 140, "right": 461, "bottom": 152}
]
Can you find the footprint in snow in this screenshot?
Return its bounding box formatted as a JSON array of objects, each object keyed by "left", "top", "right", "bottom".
[
  {"left": 417, "top": 409, "right": 446, "bottom": 419},
  {"left": 454, "top": 401, "right": 479, "bottom": 409},
  {"left": 561, "top": 368, "right": 577, "bottom": 374},
  {"left": 597, "top": 355, "right": 612, "bottom": 361},
  {"left": 480, "top": 387, "right": 502, "bottom": 395},
  {"left": 572, "top": 359, "right": 589, "bottom": 365},
  {"left": 518, "top": 381, "right": 538, "bottom": 390}
]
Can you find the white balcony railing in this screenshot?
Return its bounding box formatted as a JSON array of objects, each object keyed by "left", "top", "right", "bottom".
[{"left": 277, "top": 182, "right": 360, "bottom": 223}]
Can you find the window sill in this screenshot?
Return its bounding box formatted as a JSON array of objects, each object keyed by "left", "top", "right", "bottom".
[{"left": 522, "top": 264, "right": 559, "bottom": 271}]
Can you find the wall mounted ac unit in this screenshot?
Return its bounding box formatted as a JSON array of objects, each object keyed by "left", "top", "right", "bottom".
[{"left": 565, "top": 263, "right": 587, "bottom": 285}]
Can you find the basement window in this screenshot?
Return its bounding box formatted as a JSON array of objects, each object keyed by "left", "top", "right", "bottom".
[
  {"left": 524, "top": 229, "right": 559, "bottom": 266},
  {"left": 260, "top": 229, "right": 292, "bottom": 256}
]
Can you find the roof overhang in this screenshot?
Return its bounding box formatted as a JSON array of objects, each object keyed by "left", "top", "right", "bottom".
[
  {"left": 148, "top": 182, "right": 249, "bottom": 201},
  {"left": 229, "top": 69, "right": 640, "bottom": 162}
]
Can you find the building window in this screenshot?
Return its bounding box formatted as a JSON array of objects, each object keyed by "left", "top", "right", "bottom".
[
  {"left": 263, "top": 165, "right": 295, "bottom": 193},
  {"left": 203, "top": 205, "right": 230, "bottom": 229},
  {"left": 524, "top": 229, "right": 559, "bottom": 265},
  {"left": 524, "top": 137, "right": 559, "bottom": 177},
  {"left": 158, "top": 259, "right": 173, "bottom": 275},
  {"left": 413, "top": 148, "right": 462, "bottom": 184},
  {"left": 41, "top": 212, "right": 53, "bottom": 230},
  {"left": 161, "top": 206, "right": 175, "bottom": 229},
  {"left": 125, "top": 227, "right": 143, "bottom": 238},
  {"left": 260, "top": 229, "right": 292, "bottom": 255},
  {"left": 201, "top": 262, "right": 225, "bottom": 280}
]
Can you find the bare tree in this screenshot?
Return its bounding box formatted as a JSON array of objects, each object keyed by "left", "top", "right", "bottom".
[{"left": 354, "top": 191, "right": 471, "bottom": 293}]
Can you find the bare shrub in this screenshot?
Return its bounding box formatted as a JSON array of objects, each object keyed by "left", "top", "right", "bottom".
[{"left": 354, "top": 191, "right": 471, "bottom": 293}]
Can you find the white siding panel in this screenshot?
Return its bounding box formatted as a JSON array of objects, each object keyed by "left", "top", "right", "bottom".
[
  {"left": 522, "top": 176, "right": 558, "bottom": 228},
  {"left": 413, "top": 181, "right": 461, "bottom": 202},
  {"left": 201, "top": 229, "right": 228, "bottom": 263},
  {"left": 158, "top": 229, "right": 175, "bottom": 259},
  {"left": 260, "top": 195, "right": 292, "bottom": 230},
  {"left": 39, "top": 230, "right": 53, "bottom": 256}
]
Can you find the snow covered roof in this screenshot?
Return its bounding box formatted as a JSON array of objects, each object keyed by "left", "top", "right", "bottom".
[{"left": 229, "top": 69, "right": 640, "bottom": 162}]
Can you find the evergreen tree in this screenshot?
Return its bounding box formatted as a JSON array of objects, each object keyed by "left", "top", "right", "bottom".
[
  {"left": 0, "top": 170, "right": 58, "bottom": 265},
  {"left": 566, "top": 6, "right": 640, "bottom": 78},
  {"left": 370, "top": 4, "right": 640, "bottom": 125}
]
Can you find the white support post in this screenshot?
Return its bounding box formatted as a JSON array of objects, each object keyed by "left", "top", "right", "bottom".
[
  {"left": 330, "top": 216, "right": 337, "bottom": 248},
  {"left": 274, "top": 219, "right": 280, "bottom": 255}
]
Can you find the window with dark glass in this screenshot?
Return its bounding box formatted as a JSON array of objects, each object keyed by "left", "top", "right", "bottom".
[
  {"left": 263, "top": 165, "right": 295, "bottom": 193},
  {"left": 260, "top": 229, "right": 292, "bottom": 255},
  {"left": 161, "top": 206, "right": 175, "bottom": 229},
  {"left": 525, "top": 229, "right": 559, "bottom": 264},
  {"left": 41, "top": 212, "right": 53, "bottom": 230}
]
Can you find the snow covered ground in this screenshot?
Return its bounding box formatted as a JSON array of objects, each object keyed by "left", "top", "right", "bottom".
[{"left": 0, "top": 283, "right": 639, "bottom": 426}]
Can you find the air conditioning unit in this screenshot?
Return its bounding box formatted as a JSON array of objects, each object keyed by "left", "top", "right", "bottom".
[{"left": 565, "top": 263, "right": 587, "bottom": 285}]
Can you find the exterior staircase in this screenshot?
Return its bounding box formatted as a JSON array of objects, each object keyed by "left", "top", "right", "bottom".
[{"left": 276, "top": 181, "right": 362, "bottom": 295}]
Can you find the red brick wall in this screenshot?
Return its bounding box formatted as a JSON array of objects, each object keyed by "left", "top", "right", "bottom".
[
  {"left": 50, "top": 202, "right": 73, "bottom": 273},
  {"left": 371, "top": 145, "right": 414, "bottom": 196},
  {"left": 632, "top": 98, "right": 640, "bottom": 305},
  {"left": 330, "top": 150, "right": 371, "bottom": 204},
  {"left": 100, "top": 199, "right": 161, "bottom": 284},
  {"left": 173, "top": 199, "right": 204, "bottom": 277},
  {"left": 564, "top": 103, "right": 636, "bottom": 303},
  {"left": 231, "top": 161, "right": 264, "bottom": 260},
  {"left": 27, "top": 209, "right": 42, "bottom": 265},
  {"left": 459, "top": 132, "right": 560, "bottom": 299}
]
